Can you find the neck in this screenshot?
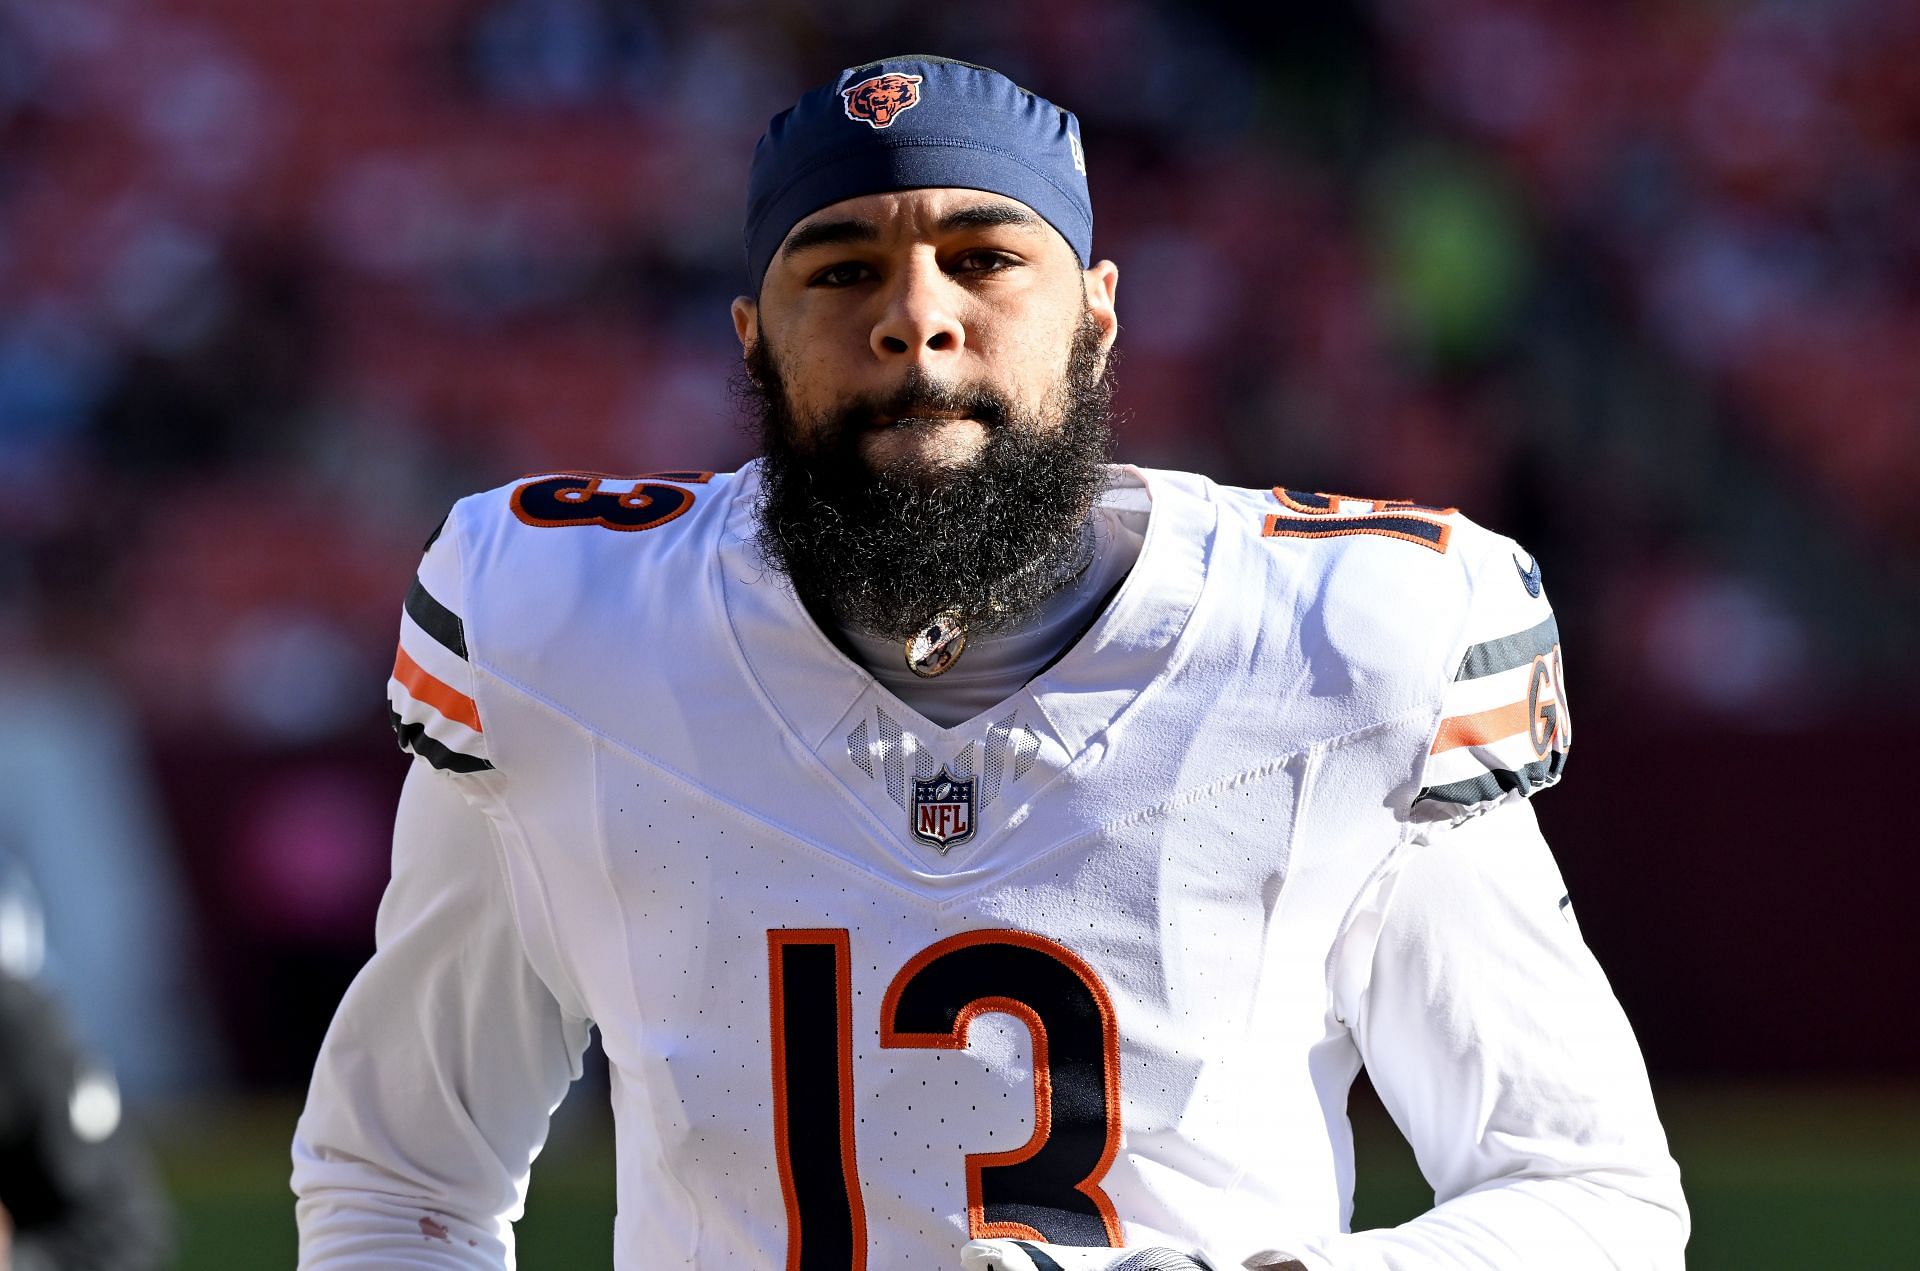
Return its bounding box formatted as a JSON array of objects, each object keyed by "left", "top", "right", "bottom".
[{"left": 832, "top": 501, "right": 1146, "bottom": 727}]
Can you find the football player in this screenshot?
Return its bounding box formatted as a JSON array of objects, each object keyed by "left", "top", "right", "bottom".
[{"left": 294, "top": 56, "right": 1687, "bottom": 1268}]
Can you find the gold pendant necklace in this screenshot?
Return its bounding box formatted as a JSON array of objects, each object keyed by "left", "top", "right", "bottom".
[
  {"left": 900, "top": 520, "right": 1100, "bottom": 679},
  {"left": 904, "top": 609, "right": 967, "bottom": 678}
]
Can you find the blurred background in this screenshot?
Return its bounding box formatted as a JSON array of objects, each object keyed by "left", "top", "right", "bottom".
[{"left": 1, "top": 0, "right": 1916, "bottom": 1265}]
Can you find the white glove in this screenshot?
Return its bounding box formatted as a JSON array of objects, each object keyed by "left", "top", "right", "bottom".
[{"left": 961, "top": 1239, "right": 1211, "bottom": 1271}]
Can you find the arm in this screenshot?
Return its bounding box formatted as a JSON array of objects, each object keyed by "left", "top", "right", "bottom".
[
  {"left": 1282, "top": 799, "right": 1686, "bottom": 1270},
  {"left": 291, "top": 762, "right": 592, "bottom": 1269},
  {"left": 964, "top": 802, "right": 1684, "bottom": 1271}
]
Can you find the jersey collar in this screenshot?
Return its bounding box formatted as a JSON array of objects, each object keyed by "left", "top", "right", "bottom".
[{"left": 717, "top": 462, "right": 1216, "bottom": 762}]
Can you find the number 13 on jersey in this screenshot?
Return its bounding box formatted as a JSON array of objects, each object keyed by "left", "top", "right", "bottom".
[{"left": 767, "top": 929, "right": 1126, "bottom": 1269}]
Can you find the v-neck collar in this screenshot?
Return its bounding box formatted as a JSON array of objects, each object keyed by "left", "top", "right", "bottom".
[{"left": 717, "top": 461, "right": 1216, "bottom": 761}]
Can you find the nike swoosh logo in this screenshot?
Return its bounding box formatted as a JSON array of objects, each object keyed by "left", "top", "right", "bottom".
[{"left": 1515, "top": 553, "right": 1542, "bottom": 597}]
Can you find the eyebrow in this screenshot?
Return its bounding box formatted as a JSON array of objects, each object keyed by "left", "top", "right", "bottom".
[
  {"left": 935, "top": 203, "right": 1045, "bottom": 234},
  {"left": 778, "top": 202, "right": 1047, "bottom": 261},
  {"left": 780, "top": 217, "right": 879, "bottom": 260}
]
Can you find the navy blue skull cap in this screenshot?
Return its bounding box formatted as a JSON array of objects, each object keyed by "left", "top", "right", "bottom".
[{"left": 744, "top": 55, "right": 1092, "bottom": 291}]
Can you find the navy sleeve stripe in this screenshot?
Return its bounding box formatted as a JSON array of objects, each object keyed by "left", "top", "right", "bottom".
[
  {"left": 1415, "top": 757, "right": 1563, "bottom": 809},
  {"left": 1456, "top": 615, "right": 1559, "bottom": 681},
  {"left": 1264, "top": 513, "right": 1451, "bottom": 551},
  {"left": 389, "top": 710, "right": 493, "bottom": 774},
  {"left": 1012, "top": 1243, "right": 1067, "bottom": 1271},
  {"left": 405, "top": 578, "right": 469, "bottom": 661}
]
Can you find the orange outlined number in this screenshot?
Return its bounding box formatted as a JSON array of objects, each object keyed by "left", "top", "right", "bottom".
[
  {"left": 510, "top": 472, "right": 711, "bottom": 531},
  {"left": 768, "top": 931, "right": 868, "bottom": 1271},
  {"left": 1527, "top": 646, "right": 1570, "bottom": 759},
  {"left": 882, "top": 931, "right": 1124, "bottom": 1247},
  {"left": 1263, "top": 488, "right": 1455, "bottom": 554},
  {"left": 767, "top": 929, "right": 1125, "bottom": 1265}
]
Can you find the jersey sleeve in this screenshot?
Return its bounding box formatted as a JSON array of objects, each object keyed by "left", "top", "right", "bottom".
[
  {"left": 292, "top": 760, "right": 592, "bottom": 1268},
  {"left": 1412, "top": 540, "right": 1568, "bottom": 821},
  {"left": 1266, "top": 799, "right": 1687, "bottom": 1270},
  {"left": 388, "top": 517, "right": 491, "bottom": 776}
]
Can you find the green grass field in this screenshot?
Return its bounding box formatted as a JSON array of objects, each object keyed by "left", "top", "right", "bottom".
[{"left": 159, "top": 1081, "right": 1919, "bottom": 1268}]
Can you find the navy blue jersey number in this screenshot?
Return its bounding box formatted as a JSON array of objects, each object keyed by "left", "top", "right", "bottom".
[
  {"left": 882, "top": 931, "right": 1123, "bottom": 1246},
  {"left": 767, "top": 929, "right": 1123, "bottom": 1267},
  {"left": 768, "top": 930, "right": 867, "bottom": 1271},
  {"left": 1263, "top": 487, "right": 1455, "bottom": 554},
  {"left": 510, "top": 471, "right": 710, "bottom": 531}
]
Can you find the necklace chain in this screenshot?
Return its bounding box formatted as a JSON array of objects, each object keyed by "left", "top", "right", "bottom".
[{"left": 899, "top": 520, "right": 1098, "bottom": 678}]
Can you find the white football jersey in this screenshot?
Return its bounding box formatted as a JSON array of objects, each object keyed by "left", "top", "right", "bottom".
[{"left": 295, "top": 465, "right": 1684, "bottom": 1269}]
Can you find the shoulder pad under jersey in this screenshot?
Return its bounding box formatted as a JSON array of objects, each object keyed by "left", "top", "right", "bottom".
[
  {"left": 385, "top": 467, "right": 727, "bottom": 774},
  {"left": 1229, "top": 484, "right": 1570, "bottom": 818}
]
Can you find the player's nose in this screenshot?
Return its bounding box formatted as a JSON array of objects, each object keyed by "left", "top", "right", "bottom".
[{"left": 870, "top": 253, "right": 964, "bottom": 364}]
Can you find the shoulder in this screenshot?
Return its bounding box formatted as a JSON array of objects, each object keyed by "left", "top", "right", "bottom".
[
  {"left": 388, "top": 467, "right": 739, "bottom": 774},
  {"left": 444, "top": 466, "right": 736, "bottom": 568},
  {"left": 1413, "top": 512, "right": 1569, "bottom": 820},
  {"left": 1194, "top": 478, "right": 1507, "bottom": 696},
  {"left": 439, "top": 466, "right": 738, "bottom": 622},
  {"left": 1188, "top": 478, "right": 1570, "bottom": 813}
]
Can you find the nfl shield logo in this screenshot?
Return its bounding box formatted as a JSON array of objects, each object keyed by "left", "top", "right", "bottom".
[{"left": 910, "top": 766, "right": 976, "bottom": 852}]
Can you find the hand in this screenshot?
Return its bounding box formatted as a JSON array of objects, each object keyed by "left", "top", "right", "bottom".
[{"left": 961, "top": 1239, "right": 1211, "bottom": 1270}]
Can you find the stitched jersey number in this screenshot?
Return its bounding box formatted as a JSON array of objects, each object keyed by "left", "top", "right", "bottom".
[
  {"left": 1263, "top": 488, "right": 1455, "bottom": 554},
  {"left": 768, "top": 929, "right": 1124, "bottom": 1269},
  {"left": 509, "top": 470, "right": 712, "bottom": 531},
  {"left": 769, "top": 932, "right": 867, "bottom": 1271}
]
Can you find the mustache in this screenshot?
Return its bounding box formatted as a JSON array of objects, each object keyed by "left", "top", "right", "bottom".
[
  {"left": 743, "top": 309, "right": 1116, "bottom": 640},
  {"left": 816, "top": 370, "right": 1014, "bottom": 446}
]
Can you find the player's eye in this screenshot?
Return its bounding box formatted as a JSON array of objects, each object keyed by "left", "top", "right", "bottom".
[
  {"left": 950, "top": 249, "right": 1020, "bottom": 276},
  {"left": 807, "top": 261, "right": 875, "bottom": 288}
]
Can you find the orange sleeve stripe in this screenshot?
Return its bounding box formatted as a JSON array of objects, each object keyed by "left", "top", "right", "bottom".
[
  {"left": 1431, "top": 699, "right": 1530, "bottom": 754},
  {"left": 393, "top": 644, "right": 483, "bottom": 733}
]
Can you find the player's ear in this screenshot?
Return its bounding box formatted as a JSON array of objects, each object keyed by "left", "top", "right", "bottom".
[
  {"left": 1084, "top": 260, "right": 1118, "bottom": 356},
  {"left": 731, "top": 295, "right": 758, "bottom": 356}
]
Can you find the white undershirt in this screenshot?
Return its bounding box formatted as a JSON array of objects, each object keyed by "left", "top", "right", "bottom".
[{"left": 839, "top": 497, "right": 1148, "bottom": 728}]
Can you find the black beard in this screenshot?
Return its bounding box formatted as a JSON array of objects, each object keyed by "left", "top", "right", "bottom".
[{"left": 742, "top": 314, "right": 1115, "bottom": 642}]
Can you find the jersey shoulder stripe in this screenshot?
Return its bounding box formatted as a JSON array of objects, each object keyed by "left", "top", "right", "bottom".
[
  {"left": 388, "top": 708, "right": 492, "bottom": 774},
  {"left": 1456, "top": 613, "right": 1558, "bottom": 680},
  {"left": 1414, "top": 546, "right": 1569, "bottom": 820},
  {"left": 388, "top": 522, "right": 491, "bottom": 774},
  {"left": 404, "top": 577, "right": 468, "bottom": 660},
  {"left": 392, "top": 643, "right": 481, "bottom": 732},
  {"left": 1419, "top": 758, "right": 1559, "bottom": 810}
]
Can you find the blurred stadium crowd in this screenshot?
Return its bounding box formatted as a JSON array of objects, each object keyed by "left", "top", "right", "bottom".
[{"left": 1, "top": 0, "right": 1917, "bottom": 1099}]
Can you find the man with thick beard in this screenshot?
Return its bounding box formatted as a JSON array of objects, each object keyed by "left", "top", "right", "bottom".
[{"left": 295, "top": 57, "right": 1687, "bottom": 1269}]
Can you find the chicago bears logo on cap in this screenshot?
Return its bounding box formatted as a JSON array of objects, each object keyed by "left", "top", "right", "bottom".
[{"left": 842, "top": 72, "right": 923, "bottom": 129}]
